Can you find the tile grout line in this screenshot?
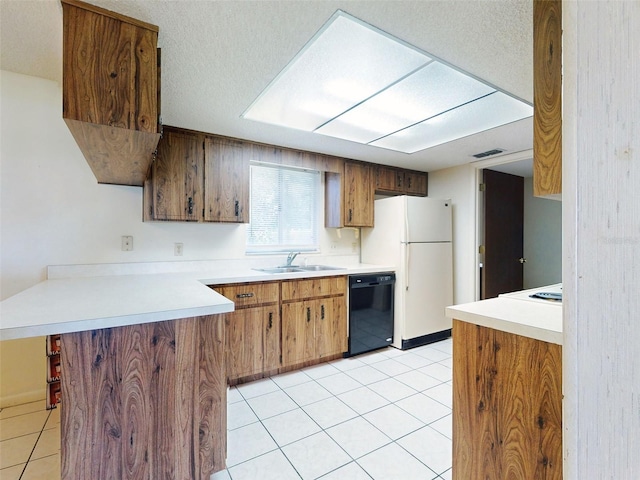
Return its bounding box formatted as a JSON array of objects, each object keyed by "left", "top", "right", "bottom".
[
  {"left": 12, "top": 409, "right": 52, "bottom": 479},
  {"left": 227, "top": 345, "right": 453, "bottom": 478}
]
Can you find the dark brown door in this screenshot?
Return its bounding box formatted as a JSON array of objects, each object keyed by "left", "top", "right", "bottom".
[{"left": 482, "top": 169, "right": 524, "bottom": 299}]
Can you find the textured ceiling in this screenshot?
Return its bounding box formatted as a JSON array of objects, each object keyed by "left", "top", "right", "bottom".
[{"left": 0, "top": 0, "right": 533, "bottom": 173}]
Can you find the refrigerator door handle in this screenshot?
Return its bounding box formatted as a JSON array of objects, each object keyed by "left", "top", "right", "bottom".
[{"left": 405, "top": 243, "right": 410, "bottom": 291}]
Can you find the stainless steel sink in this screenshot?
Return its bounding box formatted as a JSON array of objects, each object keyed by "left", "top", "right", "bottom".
[
  {"left": 296, "top": 265, "right": 345, "bottom": 271},
  {"left": 253, "top": 265, "right": 345, "bottom": 274},
  {"left": 253, "top": 266, "right": 305, "bottom": 274}
]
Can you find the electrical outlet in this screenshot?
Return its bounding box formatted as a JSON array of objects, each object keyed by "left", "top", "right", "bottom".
[
  {"left": 330, "top": 241, "right": 338, "bottom": 250},
  {"left": 351, "top": 242, "right": 358, "bottom": 253},
  {"left": 174, "top": 243, "right": 184, "bottom": 256},
  {"left": 121, "top": 236, "right": 133, "bottom": 251}
]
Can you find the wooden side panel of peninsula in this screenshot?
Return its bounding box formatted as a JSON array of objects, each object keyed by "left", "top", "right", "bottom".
[
  {"left": 60, "top": 315, "right": 226, "bottom": 480},
  {"left": 452, "top": 319, "right": 562, "bottom": 480}
]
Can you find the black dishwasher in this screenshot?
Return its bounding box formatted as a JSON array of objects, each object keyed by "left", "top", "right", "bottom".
[{"left": 348, "top": 273, "right": 395, "bottom": 356}]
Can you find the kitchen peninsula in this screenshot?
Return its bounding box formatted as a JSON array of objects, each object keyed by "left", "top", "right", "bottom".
[
  {"left": 446, "top": 286, "right": 563, "bottom": 480},
  {"left": 0, "top": 260, "right": 389, "bottom": 479}
]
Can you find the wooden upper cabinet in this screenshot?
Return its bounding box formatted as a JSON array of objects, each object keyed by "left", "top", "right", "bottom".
[
  {"left": 326, "top": 161, "right": 374, "bottom": 228},
  {"left": 533, "top": 0, "right": 562, "bottom": 198},
  {"left": 374, "top": 165, "right": 428, "bottom": 196},
  {"left": 204, "top": 137, "right": 250, "bottom": 223},
  {"left": 375, "top": 165, "right": 404, "bottom": 192},
  {"left": 62, "top": 0, "right": 160, "bottom": 186},
  {"left": 146, "top": 127, "right": 204, "bottom": 221},
  {"left": 403, "top": 170, "right": 428, "bottom": 196}
]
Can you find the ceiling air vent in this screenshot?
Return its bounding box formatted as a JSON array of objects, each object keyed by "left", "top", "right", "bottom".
[{"left": 472, "top": 148, "right": 505, "bottom": 159}]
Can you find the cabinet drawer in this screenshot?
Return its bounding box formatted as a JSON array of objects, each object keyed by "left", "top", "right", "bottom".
[
  {"left": 214, "top": 282, "right": 279, "bottom": 308},
  {"left": 282, "top": 276, "right": 346, "bottom": 302}
]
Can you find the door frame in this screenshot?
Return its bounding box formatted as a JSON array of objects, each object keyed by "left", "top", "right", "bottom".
[{"left": 471, "top": 149, "right": 533, "bottom": 301}]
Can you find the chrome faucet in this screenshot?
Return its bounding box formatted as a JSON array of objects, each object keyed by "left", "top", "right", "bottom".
[{"left": 286, "top": 251, "right": 300, "bottom": 266}]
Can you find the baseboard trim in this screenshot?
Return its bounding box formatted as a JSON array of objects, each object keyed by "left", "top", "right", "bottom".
[{"left": 0, "top": 390, "right": 45, "bottom": 409}]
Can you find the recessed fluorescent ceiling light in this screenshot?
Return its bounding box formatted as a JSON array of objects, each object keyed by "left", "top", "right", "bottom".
[{"left": 242, "top": 10, "right": 533, "bottom": 154}]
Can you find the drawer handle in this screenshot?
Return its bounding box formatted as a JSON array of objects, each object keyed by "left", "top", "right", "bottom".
[
  {"left": 235, "top": 200, "right": 240, "bottom": 217},
  {"left": 348, "top": 209, "right": 353, "bottom": 222},
  {"left": 268, "top": 312, "right": 273, "bottom": 329},
  {"left": 236, "top": 292, "right": 254, "bottom": 299},
  {"left": 187, "top": 196, "right": 194, "bottom": 215},
  {"left": 306, "top": 307, "right": 311, "bottom": 323},
  {"left": 321, "top": 304, "right": 325, "bottom": 320}
]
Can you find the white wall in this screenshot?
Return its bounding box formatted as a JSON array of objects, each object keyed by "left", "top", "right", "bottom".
[
  {"left": 563, "top": 1, "right": 640, "bottom": 478},
  {"left": 523, "top": 177, "right": 562, "bottom": 288},
  {"left": 0, "top": 70, "right": 358, "bottom": 406},
  {"left": 427, "top": 164, "right": 477, "bottom": 305}
]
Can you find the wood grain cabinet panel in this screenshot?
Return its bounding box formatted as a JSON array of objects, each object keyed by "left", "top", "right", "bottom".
[
  {"left": 60, "top": 316, "right": 226, "bottom": 480},
  {"left": 213, "top": 282, "right": 280, "bottom": 383},
  {"left": 315, "top": 296, "right": 347, "bottom": 358},
  {"left": 374, "top": 165, "right": 428, "bottom": 196},
  {"left": 533, "top": 0, "right": 562, "bottom": 198},
  {"left": 204, "top": 137, "right": 250, "bottom": 223},
  {"left": 452, "top": 320, "right": 562, "bottom": 480},
  {"left": 281, "top": 276, "right": 347, "bottom": 368},
  {"left": 325, "top": 161, "right": 374, "bottom": 228},
  {"left": 282, "top": 300, "right": 317, "bottom": 366},
  {"left": 62, "top": 0, "right": 160, "bottom": 186},
  {"left": 375, "top": 165, "right": 404, "bottom": 192},
  {"left": 146, "top": 127, "right": 204, "bottom": 221},
  {"left": 403, "top": 170, "right": 428, "bottom": 196},
  {"left": 281, "top": 276, "right": 346, "bottom": 302}
]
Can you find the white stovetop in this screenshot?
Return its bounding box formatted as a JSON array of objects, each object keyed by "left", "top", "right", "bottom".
[
  {"left": 445, "top": 284, "right": 563, "bottom": 345},
  {"left": 0, "top": 260, "right": 393, "bottom": 341}
]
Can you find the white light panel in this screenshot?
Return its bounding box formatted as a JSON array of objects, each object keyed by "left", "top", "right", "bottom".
[
  {"left": 315, "top": 62, "right": 497, "bottom": 144},
  {"left": 242, "top": 11, "right": 429, "bottom": 131},
  {"left": 371, "top": 92, "right": 534, "bottom": 153},
  {"left": 242, "top": 10, "right": 533, "bottom": 154}
]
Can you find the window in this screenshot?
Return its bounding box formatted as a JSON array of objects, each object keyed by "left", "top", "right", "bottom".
[{"left": 247, "top": 163, "right": 321, "bottom": 253}]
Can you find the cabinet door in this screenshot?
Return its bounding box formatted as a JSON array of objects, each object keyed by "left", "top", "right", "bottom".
[
  {"left": 149, "top": 128, "right": 203, "bottom": 221},
  {"left": 225, "top": 309, "right": 263, "bottom": 381},
  {"left": 282, "top": 301, "right": 316, "bottom": 367},
  {"left": 375, "top": 165, "right": 404, "bottom": 193},
  {"left": 344, "top": 162, "right": 373, "bottom": 227},
  {"left": 62, "top": 2, "right": 158, "bottom": 133},
  {"left": 403, "top": 171, "right": 428, "bottom": 196},
  {"left": 204, "top": 137, "right": 250, "bottom": 223},
  {"left": 315, "top": 296, "right": 347, "bottom": 358},
  {"left": 263, "top": 308, "right": 281, "bottom": 373}
]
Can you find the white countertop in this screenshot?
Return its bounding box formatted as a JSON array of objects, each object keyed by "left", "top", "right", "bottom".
[
  {"left": 0, "top": 262, "right": 393, "bottom": 340},
  {"left": 445, "top": 284, "right": 562, "bottom": 345}
]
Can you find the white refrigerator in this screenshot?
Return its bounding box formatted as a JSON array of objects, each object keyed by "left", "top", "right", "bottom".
[{"left": 361, "top": 196, "right": 453, "bottom": 349}]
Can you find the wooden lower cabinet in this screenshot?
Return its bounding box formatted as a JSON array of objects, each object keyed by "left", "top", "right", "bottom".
[
  {"left": 212, "top": 276, "right": 347, "bottom": 382},
  {"left": 60, "top": 315, "right": 226, "bottom": 480},
  {"left": 281, "top": 277, "right": 347, "bottom": 368},
  {"left": 223, "top": 306, "right": 280, "bottom": 381},
  {"left": 213, "top": 282, "right": 280, "bottom": 383},
  {"left": 315, "top": 296, "right": 347, "bottom": 358},
  {"left": 452, "top": 320, "right": 562, "bottom": 480}
]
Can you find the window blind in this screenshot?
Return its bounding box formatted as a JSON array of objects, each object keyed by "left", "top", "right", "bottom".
[{"left": 247, "top": 163, "right": 320, "bottom": 253}]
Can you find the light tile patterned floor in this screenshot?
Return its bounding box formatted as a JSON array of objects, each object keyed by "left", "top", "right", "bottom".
[
  {"left": 215, "top": 338, "right": 453, "bottom": 480},
  {"left": 0, "top": 401, "right": 60, "bottom": 480},
  {"left": 0, "top": 338, "right": 452, "bottom": 480}
]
